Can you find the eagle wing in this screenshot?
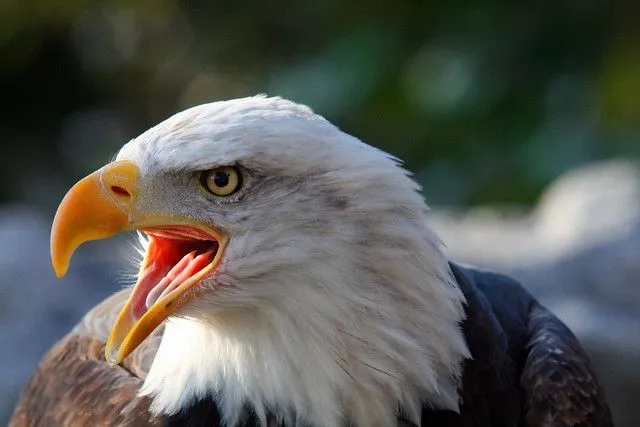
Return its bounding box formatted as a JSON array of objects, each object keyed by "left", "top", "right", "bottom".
[
  {"left": 10, "top": 289, "right": 165, "bottom": 427},
  {"left": 520, "top": 303, "right": 613, "bottom": 427}
]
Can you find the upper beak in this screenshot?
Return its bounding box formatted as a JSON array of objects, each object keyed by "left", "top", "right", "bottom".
[
  {"left": 51, "top": 160, "right": 139, "bottom": 278},
  {"left": 51, "top": 160, "right": 227, "bottom": 364}
]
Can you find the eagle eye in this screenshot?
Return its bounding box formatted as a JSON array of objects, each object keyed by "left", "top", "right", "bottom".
[{"left": 200, "top": 166, "right": 242, "bottom": 197}]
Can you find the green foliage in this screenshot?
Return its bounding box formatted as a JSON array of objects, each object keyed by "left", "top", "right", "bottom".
[{"left": 1, "top": 0, "right": 638, "bottom": 206}]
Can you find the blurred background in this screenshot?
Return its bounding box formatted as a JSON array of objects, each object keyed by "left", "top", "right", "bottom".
[{"left": 1, "top": 0, "right": 639, "bottom": 425}]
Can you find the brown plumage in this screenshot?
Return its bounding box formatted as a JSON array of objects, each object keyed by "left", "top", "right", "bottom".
[
  {"left": 10, "top": 291, "right": 278, "bottom": 427},
  {"left": 10, "top": 291, "right": 163, "bottom": 427},
  {"left": 520, "top": 304, "right": 613, "bottom": 426}
]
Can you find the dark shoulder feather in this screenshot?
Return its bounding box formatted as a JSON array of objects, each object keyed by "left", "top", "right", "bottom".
[
  {"left": 424, "top": 263, "right": 523, "bottom": 427},
  {"left": 10, "top": 289, "right": 169, "bottom": 427},
  {"left": 10, "top": 332, "right": 162, "bottom": 427},
  {"left": 448, "top": 263, "right": 613, "bottom": 427},
  {"left": 521, "top": 303, "right": 613, "bottom": 427}
]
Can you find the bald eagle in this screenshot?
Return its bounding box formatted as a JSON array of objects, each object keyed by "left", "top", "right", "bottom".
[{"left": 11, "top": 96, "right": 612, "bottom": 427}]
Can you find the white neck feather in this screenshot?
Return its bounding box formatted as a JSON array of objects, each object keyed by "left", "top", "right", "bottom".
[{"left": 140, "top": 225, "right": 469, "bottom": 427}]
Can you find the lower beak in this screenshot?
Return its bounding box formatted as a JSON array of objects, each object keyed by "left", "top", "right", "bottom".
[{"left": 105, "top": 256, "right": 216, "bottom": 364}]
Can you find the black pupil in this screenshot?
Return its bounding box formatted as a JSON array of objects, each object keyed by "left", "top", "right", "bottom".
[{"left": 213, "top": 171, "right": 230, "bottom": 187}]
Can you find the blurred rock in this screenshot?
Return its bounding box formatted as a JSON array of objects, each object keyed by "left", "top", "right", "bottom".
[
  {"left": 432, "top": 159, "right": 640, "bottom": 427},
  {"left": 2, "top": 160, "right": 639, "bottom": 426}
]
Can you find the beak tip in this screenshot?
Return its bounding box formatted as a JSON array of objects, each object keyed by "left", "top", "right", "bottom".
[{"left": 51, "top": 255, "right": 69, "bottom": 278}]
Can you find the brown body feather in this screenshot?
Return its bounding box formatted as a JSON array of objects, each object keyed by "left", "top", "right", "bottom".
[
  {"left": 521, "top": 304, "right": 613, "bottom": 426},
  {"left": 10, "top": 291, "right": 164, "bottom": 427}
]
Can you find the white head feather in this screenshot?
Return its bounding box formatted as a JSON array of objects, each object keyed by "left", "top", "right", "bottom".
[{"left": 116, "top": 96, "right": 469, "bottom": 427}]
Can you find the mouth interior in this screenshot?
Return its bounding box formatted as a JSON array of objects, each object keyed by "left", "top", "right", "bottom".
[{"left": 130, "top": 226, "right": 219, "bottom": 319}]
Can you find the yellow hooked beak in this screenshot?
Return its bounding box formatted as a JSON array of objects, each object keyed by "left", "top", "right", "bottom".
[
  {"left": 51, "top": 160, "right": 139, "bottom": 278},
  {"left": 51, "top": 160, "right": 227, "bottom": 364}
]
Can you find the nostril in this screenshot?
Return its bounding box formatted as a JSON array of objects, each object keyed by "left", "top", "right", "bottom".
[{"left": 110, "top": 185, "right": 131, "bottom": 197}]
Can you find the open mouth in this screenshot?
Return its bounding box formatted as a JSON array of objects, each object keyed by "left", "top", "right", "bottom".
[
  {"left": 129, "top": 226, "right": 221, "bottom": 320},
  {"left": 104, "top": 223, "right": 228, "bottom": 364},
  {"left": 47, "top": 159, "right": 232, "bottom": 364}
]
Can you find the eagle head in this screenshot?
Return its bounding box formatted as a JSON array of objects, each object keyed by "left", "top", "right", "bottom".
[{"left": 51, "top": 96, "right": 468, "bottom": 426}]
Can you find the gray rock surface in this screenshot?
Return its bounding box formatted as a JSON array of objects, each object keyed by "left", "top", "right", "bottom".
[{"left": 1, "top": 160, "right": 638, "bottom": 425}]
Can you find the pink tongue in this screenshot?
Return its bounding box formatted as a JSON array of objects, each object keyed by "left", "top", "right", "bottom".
[{"left": 144, "top": 250, "right": 214, "bottom": 310}]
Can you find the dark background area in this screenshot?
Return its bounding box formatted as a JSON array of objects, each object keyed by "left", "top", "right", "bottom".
[
  {"left": 1, "top": 0, "right": 639, "bottom": 425},
  {"left": 2, "top": 0, "right": 639, "bottom": 210}
]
